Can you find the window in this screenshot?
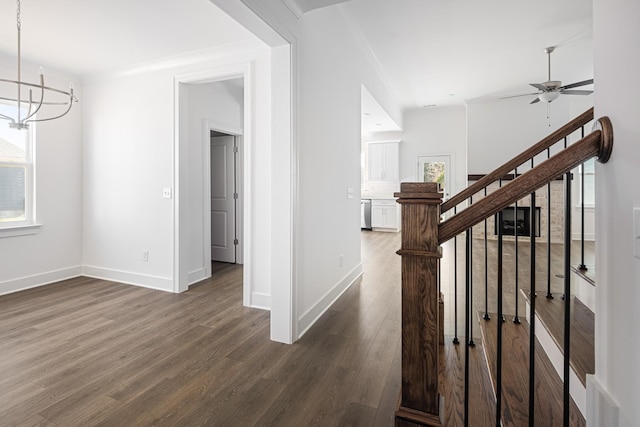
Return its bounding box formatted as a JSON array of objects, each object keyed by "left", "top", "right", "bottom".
[
  {"left": 578, "top": 158, "right": 595, "bottom": 207},
  {"left": 0, "top": 102, "right": 35, "bottom": 229}
]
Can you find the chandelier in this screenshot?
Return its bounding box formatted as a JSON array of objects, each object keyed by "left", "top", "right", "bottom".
[{"left": 0, "top": 0, "right": 77, "bottom": 130}]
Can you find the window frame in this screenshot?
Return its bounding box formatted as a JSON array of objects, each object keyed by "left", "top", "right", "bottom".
[{"left": 0, "top": 102, "right": 39, "bottom": 237}]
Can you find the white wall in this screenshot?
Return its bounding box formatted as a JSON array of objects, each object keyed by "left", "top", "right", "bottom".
[
  {"left": 400, "top": 106, "right": 467, "bottom": 198},
  {"left": 292, "top": 6, "right": 403, "bottom": 336},
  {"left": 82, "top": 40, "right": 274, "bottom": 296},
  {"left": 467, "top": 95, "right": 593, "bottom": 174},
  {"left": 0, "top": 54, "right": 83, "bottom": 295},
  {"left": 591, "top": 0, "right": 640, "bottom": 425},
  {"left": 230, "top": 2, "right": 401, "bottom": 338}
]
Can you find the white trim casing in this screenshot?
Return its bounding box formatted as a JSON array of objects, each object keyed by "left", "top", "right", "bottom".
[{"left": 173, "top": 62, "right": 254, "bottom": 299}]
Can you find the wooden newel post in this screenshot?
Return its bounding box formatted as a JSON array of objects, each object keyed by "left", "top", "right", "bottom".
[{"left": 394, "top": 182, "right": 444, "bottom": 427}]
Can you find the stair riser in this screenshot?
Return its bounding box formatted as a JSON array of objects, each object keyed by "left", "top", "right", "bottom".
[{"left": 525, "top": 302, "right": 586, "bottom": 416}]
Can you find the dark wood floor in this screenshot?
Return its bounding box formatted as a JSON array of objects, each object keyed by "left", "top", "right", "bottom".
[
  {"left": 0, "top": 232, "right": 404, "bottom": 426},
  {"left": 0, "top": 231, "right": 589, "bottom": 426}
]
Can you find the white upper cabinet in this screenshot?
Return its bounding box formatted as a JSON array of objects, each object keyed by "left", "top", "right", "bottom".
[{"left": 367, "top": 141, "right": 399, "bottom": 181}]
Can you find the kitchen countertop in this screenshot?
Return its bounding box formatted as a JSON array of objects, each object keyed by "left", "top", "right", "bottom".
[{"left": 360, "top": 194, "right": 396, "bottom": 200}]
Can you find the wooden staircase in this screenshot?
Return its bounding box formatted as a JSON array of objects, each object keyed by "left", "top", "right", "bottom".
[
  {"left": 478, "top": 311, "right": 586, "bottom": 426},
  {"left": 393, "top": 109, "right": 612, "bottom": 426}
]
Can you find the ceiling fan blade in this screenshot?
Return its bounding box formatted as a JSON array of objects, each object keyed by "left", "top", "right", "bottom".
[
  {"left": 530, "top": 97, "right": 541, "bottom": 104},
  {"left": 560, "top": 89, "right": 593, "bottom": 96},
  {"left": 530, "top": 83, "right": 547, "bottom": 91},
  {"left": 561, "top": 79, "right": 594, "bottom": 90},
  {"left": 500, "top": 92, "right": 539, "bottom": 100}
]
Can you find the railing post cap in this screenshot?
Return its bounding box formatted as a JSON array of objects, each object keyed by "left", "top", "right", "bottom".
[{"left": 394, "top": 182, "right": 444, "bottom": 200}]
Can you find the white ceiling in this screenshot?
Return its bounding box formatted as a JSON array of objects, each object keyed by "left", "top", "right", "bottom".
[
  {"left": 0, "top": 0, "right": 593, "bottom": 115},
  {"left": 344, "top": 0, "right": 593, "bottom": 110},
  {"left": 283, "top": 0, "right": 352, "bottom": 17},
  {"left": 0, "top": 0, "right": 257, "bottom": 76},
  {"left": 361, "top": 85, "right": 401, "bottom": 134}
]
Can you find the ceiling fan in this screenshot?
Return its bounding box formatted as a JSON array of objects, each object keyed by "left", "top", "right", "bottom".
[{"left": 502, "top": 46, "right": 593, "bottom": 104}]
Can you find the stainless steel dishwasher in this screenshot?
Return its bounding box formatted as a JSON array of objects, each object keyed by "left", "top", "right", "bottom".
[{"left": 361, "top": 199, "right": 371, "bottom": 229}]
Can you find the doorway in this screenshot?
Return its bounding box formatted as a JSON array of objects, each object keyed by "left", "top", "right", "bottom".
[
  {"left": 210, "top": 131, "right": 240, "bottom": 264},
  {"left": 418, "top": 155, "right": 452, "bottom": 201},
  {"left": 175, "top": 72, "right": 247, "bottom": 296}
]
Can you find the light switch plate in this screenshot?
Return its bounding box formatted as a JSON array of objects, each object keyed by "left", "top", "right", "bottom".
[
  {"left": 163, "top": 187, "right": 172, "bottom": 199},
  {"left": 634, "top": 207, "right": 640, "bottom": 259}
]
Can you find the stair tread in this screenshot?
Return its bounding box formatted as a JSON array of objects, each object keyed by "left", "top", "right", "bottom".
[
  {"left": 571, "top": 265, "right": 596, "bottom": 286},
  {"left": 440, "top": 338, "right": 497, "bottom": 426},
  {"left": 523, "top": 290, "right": 595, "bottom": 386},
  {"left": 479, "top": 312, "right": 585, "bottom": 427}
]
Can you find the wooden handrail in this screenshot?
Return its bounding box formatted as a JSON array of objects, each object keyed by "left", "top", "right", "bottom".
[
  {"left": 441, "top": 107, "right": 594, "bottom": 213},
  {"left": 438, "top": 116, "right": 612, "bottom": 244}
]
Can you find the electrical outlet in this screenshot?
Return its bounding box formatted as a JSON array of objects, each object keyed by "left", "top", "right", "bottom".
[{"left": 142, "top": 250, "right": 149, "bottom": 262}]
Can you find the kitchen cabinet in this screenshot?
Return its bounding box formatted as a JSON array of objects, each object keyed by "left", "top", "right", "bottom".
[
  {"left": 371, "top": 199, "right": 400, "bottom": 231},
  {"left": 368, "top": 141, "right": 399, "bottom": 181}
]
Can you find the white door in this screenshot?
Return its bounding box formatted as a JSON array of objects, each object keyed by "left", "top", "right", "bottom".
[
  {"left": 211, "top": 135, "right": 236, "bottom": 263},
  {"left": 418, "top": 155, "right": 452, "bottom": 200}
]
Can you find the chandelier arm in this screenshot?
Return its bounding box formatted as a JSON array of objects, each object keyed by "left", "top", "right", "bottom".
[
  {"left": 0, "top": 113, "right": 17, "bottom": 123},
  {"left": 25, "top": 95, "right": 74, "bottom": 124},
  {"left": 0, "top": 78, "right": 75, "bottom": 98},
  {"left": 0, "top": 94, "right": 74, "bottom": 106},
  {"left": 23, "top": 78, "right": 46, "bottom": 122}
]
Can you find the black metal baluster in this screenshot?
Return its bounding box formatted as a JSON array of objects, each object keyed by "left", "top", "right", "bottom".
[
  {"left": 496, "top": 211, "right": 504, "bottom": 427},
  {"left": 483, "top": 187, "right": 490, "bottom": 321},
  {"left": 546, "top": 147, "right": 553, "bottom": 299},
  {"left": 529, "top": 189, "right": 537, "bottom": 426},
  {"left": 563, "top": 170, "right": 572, "bottom": 427},
  {"left": 579, "top": 126, "right": 587, "bottom": 271},
  {"left": 464, "top": 229, "right": 471, "bottom": 427},
  {"left": 514, "top": 167, "right": 521, "bottom": 324},
  {"left": 499, "top": 178, "right": 505, "bottom": 323},
  {"left": 454, "top": 208, "right": 460, "bottom": 345},
  {"left": 578, "top": 162, "right": 587, "bottom": 271},
  {"left": 468, "top": 197, "right": 475, "bottom": 347}
]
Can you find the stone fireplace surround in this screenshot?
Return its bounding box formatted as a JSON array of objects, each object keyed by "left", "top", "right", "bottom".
[{"left": 464, "top": 178, "right": 566, "bottom": 244}]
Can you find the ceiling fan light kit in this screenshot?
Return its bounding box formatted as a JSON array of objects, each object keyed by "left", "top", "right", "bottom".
[{"left": 539, "top": 91, "right": 560, "bottom": 103}]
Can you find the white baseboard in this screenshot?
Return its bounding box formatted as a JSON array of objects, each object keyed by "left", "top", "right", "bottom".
[
  {"left": 572, "top": 233, "right": 595, "bottom": 241},
  {"left": 297, "top": 263, "right": 363, "bottom": 339},
  {"left": 82, "top": 265, "right": 174, "bottom": 293},
  {"left": 586, "top": 375, "right": 619, "bottom": 427},
  {"left": 250, "top": 292, "right": 271, "bottom": 310},
  {"left": 0, "top": 266, "right": 83, "bottom": 296},
  {"left": 188, "top": 267, "right": 209, "bottom": 286}
]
